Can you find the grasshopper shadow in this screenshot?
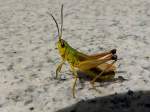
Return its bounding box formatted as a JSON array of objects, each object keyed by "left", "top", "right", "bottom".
[
  {"left": 77, "top": 70, "right": 126, "bottom": 86},
  {"left": 56, "top": 90, "right": 150, "bottom": 112}
]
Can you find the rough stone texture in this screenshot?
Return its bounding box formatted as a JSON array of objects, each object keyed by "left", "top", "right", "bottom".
[{"left": 0, "top": 0, "right": 150, "bottom": 112}]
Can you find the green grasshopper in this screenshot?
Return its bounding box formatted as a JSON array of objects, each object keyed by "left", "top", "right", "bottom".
[{"left": 50, "top": 5, "right": 117, "bottom": 98}]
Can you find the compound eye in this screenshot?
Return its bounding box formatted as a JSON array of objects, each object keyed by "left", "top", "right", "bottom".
[{"left": 61, "top": 41, "right": 65, "bottom": 47}]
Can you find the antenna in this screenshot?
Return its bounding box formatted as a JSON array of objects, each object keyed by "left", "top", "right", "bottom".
[
  {"left": 49, "top": 12, "right": 60, "bottom": 40},
  {"left": 60, "top": 4, "right": 63, "bottom": 37}
]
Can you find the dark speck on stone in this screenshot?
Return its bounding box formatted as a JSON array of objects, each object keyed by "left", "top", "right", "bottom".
[
  {"left": 7, "top": 63, "right": 13, "bottom": 71},
  {"left": 38, "top": 69, "right": 41, "bottom": 71},
  {"left": 127, "top": 90, "right": 134, "bottom": 96},
  {"left": 29, "top": 107, "right": 34, "bottom": 111},
  {"left": 0, "top": 104, "right": 2, "bottom": 108}
]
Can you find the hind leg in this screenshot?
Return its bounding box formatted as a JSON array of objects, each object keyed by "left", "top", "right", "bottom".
[{"left": 90, "top": 60, "right": 116, "bottom": 89}]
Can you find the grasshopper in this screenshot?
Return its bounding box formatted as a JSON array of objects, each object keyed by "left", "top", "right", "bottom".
[{"left": 50, "top": 5, "right": 117, "bottom": 97}]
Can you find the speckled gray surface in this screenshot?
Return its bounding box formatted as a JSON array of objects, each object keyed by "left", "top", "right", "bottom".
[{"left": 0, "top": 0, "right": 150, "bottom": 112}]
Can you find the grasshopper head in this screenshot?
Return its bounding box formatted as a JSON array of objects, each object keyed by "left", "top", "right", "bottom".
[
  {"left": 57, "top": 39, "right": 68, "bottom": 58},
  {"left": 50, "top": 5, "right": 68, "bottom": 58}
]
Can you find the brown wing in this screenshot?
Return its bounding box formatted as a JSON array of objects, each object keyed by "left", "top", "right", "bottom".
[
  {"left": 97, "top": 63, "right": 116, "bottom": 72},
  {"left": 87, "top": 49, "right": 116, "bottom": 60},
  {"left": 76, "top": 49, "right": 116, "bottom": 61}
]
